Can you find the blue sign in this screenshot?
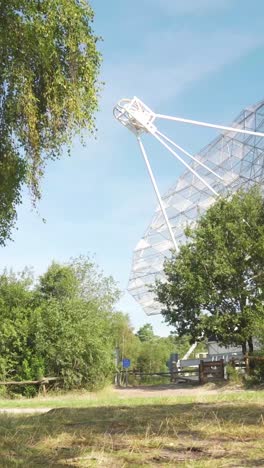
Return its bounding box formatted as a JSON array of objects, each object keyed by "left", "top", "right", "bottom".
[{"left": 122, "top": 358, "right": 131, "bottom": 368}]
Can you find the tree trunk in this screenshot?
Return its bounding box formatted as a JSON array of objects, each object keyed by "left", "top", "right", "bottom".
[
  {"left": 242, "top": 342, "right": 247, "bottom": 355},
  {"left": 248, "top": 336, "right": 254, "bottom": 353},
  {"left": 248, "top": 336, "right": 255, "bottom": 371}
]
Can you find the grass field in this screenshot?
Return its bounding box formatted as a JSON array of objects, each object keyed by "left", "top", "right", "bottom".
[{"left": 0, "top": 387, "right": 264, "bottom": 467}]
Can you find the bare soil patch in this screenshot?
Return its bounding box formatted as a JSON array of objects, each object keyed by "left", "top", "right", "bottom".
[{"left": 113, "top": 382, "right": 242, "bottom": 398}]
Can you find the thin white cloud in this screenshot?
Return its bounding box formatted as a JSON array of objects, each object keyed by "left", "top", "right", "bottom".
[{"left": 103, "top": 29, "right": 263, "bottom": 109}]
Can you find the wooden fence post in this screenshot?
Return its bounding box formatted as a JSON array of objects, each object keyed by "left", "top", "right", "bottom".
[
  {"left": 245, "top": 353, "right": 249, "bottom": 375},
  {"left": 220, "top": 359, "right": 225, "bottom": 380},
  {"left": 199, "top": 360, "right": 204, "bottom": 384},
  {"left": 171, "top": 361, "right": 178, "bottom": 383}
]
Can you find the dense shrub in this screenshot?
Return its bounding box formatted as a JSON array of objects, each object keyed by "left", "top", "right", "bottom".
[{"left": 0, "top": 257, "right": 120, "bottom": 394}]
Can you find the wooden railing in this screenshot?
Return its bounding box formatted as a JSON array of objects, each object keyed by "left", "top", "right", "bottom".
[
  {"left": 116, "top": 368, "right": 200, "bottom": 387},
  {"left": 0, "top": 377, "right": 62, "bottom": 394}
]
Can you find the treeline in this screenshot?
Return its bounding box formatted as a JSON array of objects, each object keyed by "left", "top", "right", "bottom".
[
  {"left": 112, "top": 320, "right": 194, "bottom": 374},
  {"left": 0, "top": 256, "right": 190, "bottom": 395}
]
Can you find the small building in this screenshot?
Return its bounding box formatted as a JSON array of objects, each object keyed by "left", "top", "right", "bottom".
[{"left": 207, "top": 340, "right": 242, "bottom": 356}]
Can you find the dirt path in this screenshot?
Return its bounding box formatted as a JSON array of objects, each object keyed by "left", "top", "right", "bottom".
[
  {"left": 0, "top": 384, "right": 243, "bottom": 414},
  {"left": 0, "top": 407, "right": 52, "bottom": 414},
  {"left": 113, "top": 383, "right": 242, "bottom": 398}
]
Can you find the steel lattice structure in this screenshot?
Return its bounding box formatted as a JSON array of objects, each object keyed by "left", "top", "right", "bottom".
[{"left": 114, "top": 98, "right": 264, "bottom": 315}]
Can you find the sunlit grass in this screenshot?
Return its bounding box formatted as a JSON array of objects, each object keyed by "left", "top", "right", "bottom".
[
  {"left": 0, "top": 388, "right": 264, "bottom": 466},
  {"left": 0, "top": 385, "right": 264, "bottom": 408}
]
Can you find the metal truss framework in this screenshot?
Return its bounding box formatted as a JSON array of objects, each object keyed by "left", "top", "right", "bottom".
[{"left": 113, "top": 97, "right": 264, "bottom": 315}]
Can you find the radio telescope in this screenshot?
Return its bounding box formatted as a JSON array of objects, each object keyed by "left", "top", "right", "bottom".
[{"left": 113, "top": 97, "right": 264, "bottom": 315}]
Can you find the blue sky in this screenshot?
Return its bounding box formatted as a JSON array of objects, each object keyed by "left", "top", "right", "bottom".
[{"left": 1, "top": 0, "right": 264, "bottom": 335}]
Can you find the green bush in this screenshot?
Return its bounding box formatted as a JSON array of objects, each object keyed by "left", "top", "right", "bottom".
[
  {"left": 226, "top": 364, "right": 243, "bottom": 384},
  {"left": 246, "top": 353, "right": 264, "bottom": 385},
  {"left": 0, "top": 258, "right": 121, "bottom": 395}
]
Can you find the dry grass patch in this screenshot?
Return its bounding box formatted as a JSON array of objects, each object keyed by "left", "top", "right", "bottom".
[{"left": 0, "top": 392, "right": 264, "bottom": 466}]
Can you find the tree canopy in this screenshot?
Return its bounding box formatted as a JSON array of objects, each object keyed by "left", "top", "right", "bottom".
[
  {"left": 136, "top": 323, "right": 155, "bottom": 342},
  {"left": 0, "top": 256, "right": 119, "bottom": 393},
  {"left": 0, "top": 0, "right": 101, "bottom": 244},
  {"left": 154, "top": 187, "right": 264, "bottom": 353}
]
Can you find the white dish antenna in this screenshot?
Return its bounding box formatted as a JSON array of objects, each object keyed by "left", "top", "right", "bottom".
[
  {"left": 113, "top": 97, "right": 264, "bottom": 314},
  {"left": 114, "top": 97, "right": 264, "bottom": 251}
]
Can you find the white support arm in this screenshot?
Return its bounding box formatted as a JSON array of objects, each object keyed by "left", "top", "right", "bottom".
[
  {"left": 182, "top": 342, "right": 197, "bottom": 361},
  {"left": 156, "top": 130, "right": 223, "bottom": 181},
  {"left": 137, "top": 137, "right": 179, "bottom": 253},
  {"left": 152, "top": 132, "right": 219, "bottom": 196},
  {"left": 156, "top": 113, "right": 264, "bottom": 138}
]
